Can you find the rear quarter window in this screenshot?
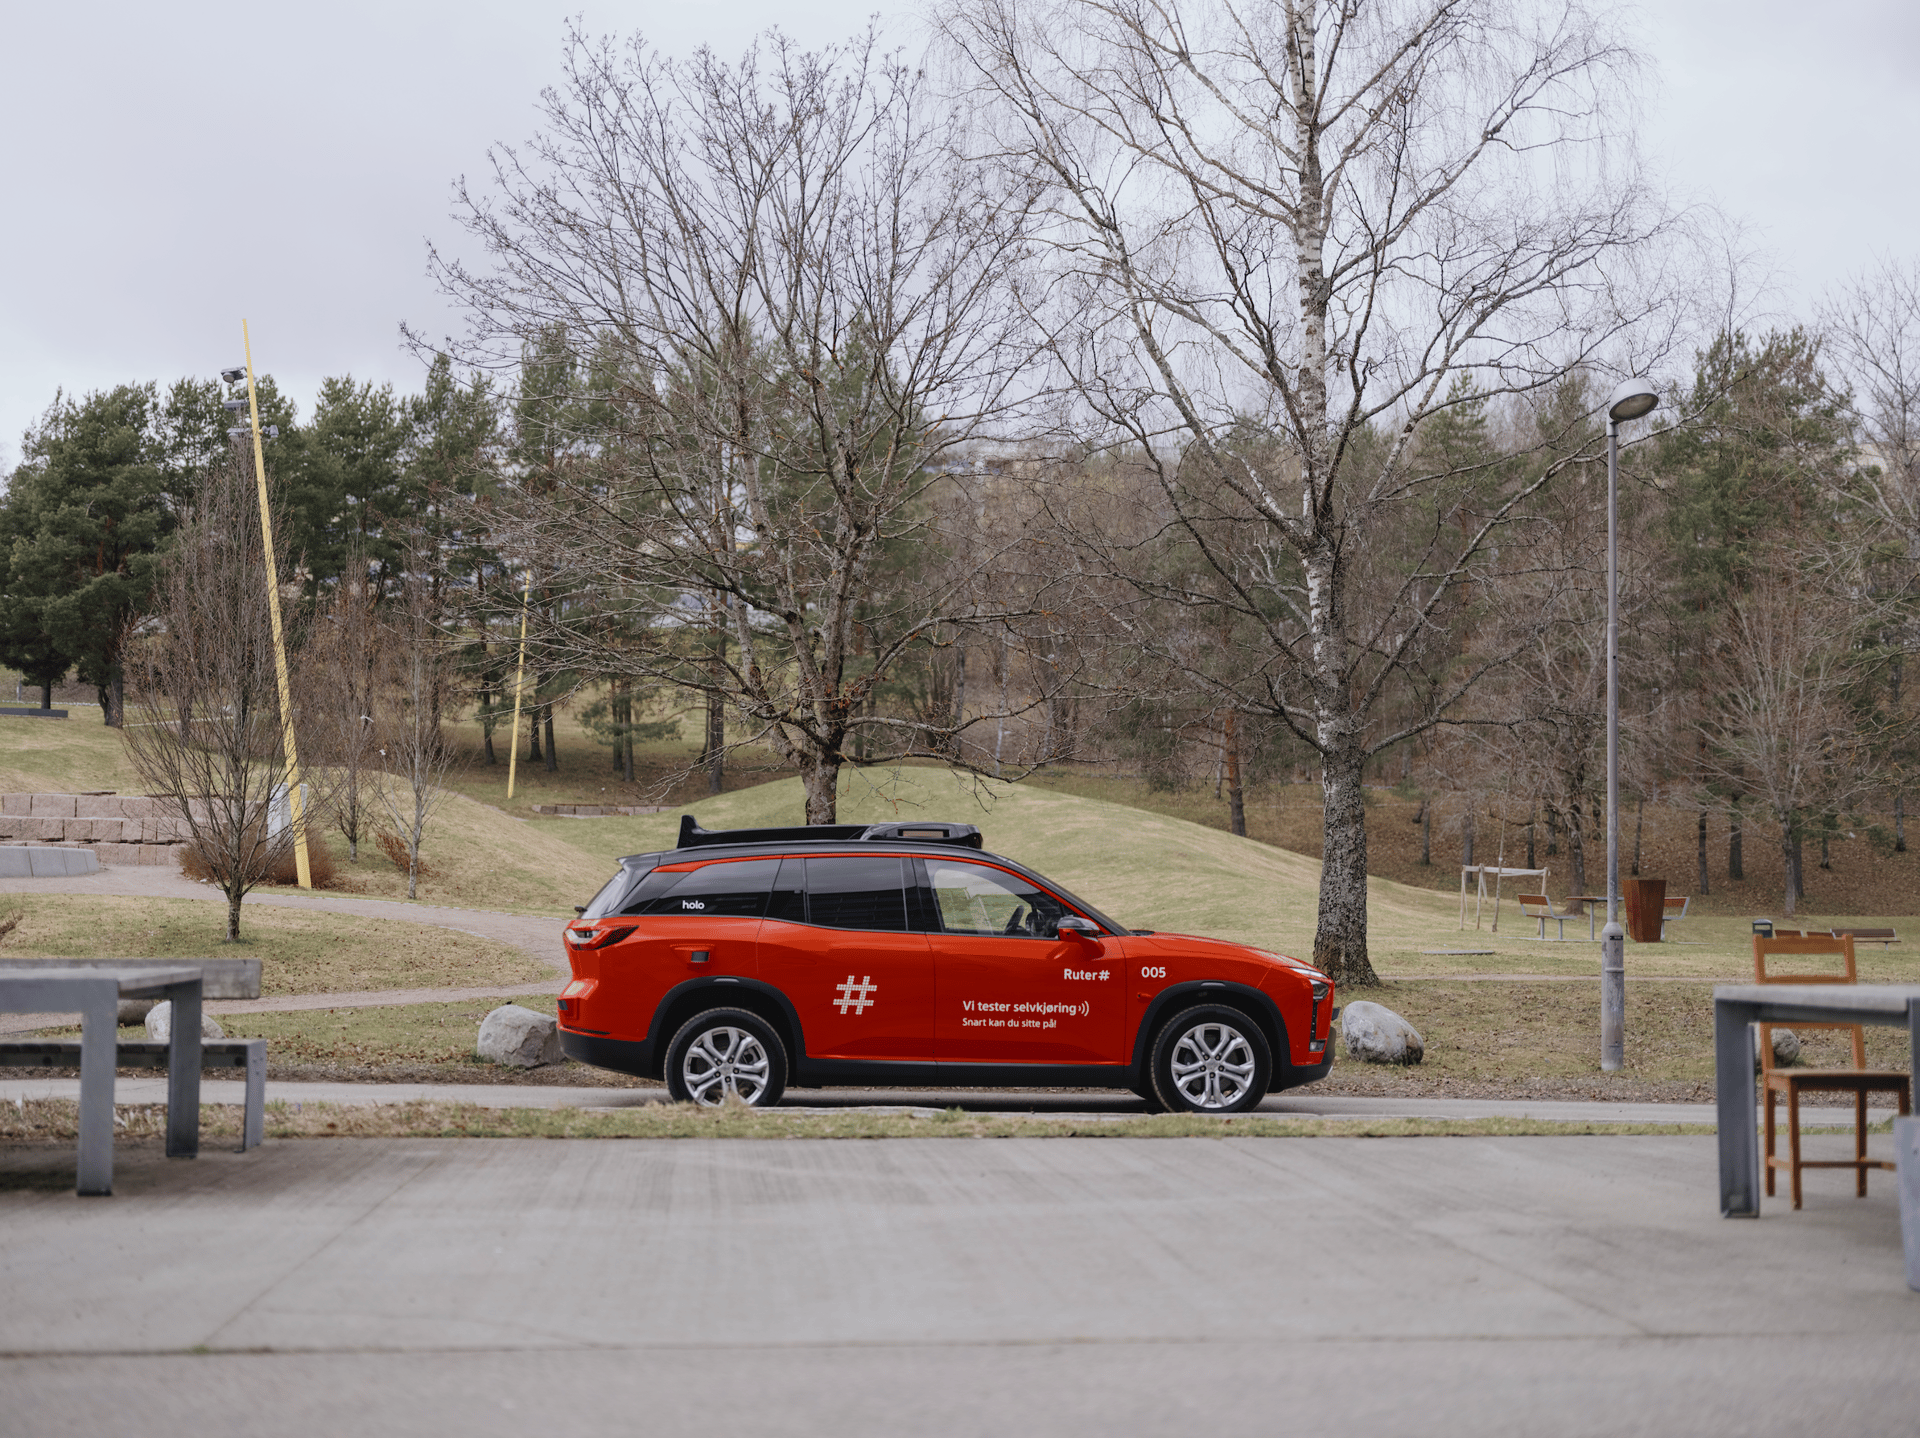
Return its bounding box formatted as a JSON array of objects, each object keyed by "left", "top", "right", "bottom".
[{"left": 620, "top": 858, "right": 780, "bottom": 917}]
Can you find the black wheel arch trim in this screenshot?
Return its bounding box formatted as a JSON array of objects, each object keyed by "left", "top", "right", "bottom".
[
  {"left": 1131, "top": 980, "right": 1303, "bottom": 1091},
  {"left": 646, "top": 976, "right": 809, "bottom": 1074}
]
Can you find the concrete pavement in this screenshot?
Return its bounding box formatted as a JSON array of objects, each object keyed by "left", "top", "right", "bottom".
[
  {"left": 0, "top": 1134, "right": 1914, "bottom": 1436},
  {"left": 0, "top": 1074, "right": 1902, "bottom": 1126}
]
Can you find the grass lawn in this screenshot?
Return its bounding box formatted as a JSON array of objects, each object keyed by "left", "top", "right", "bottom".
[
  {"left": 0, "top": 895, "right": 548, "bottom": 995},
  {"left": 217, "top": 995, "right": 634, "bottom": 1085},
  {"left": 1318, "top": 979, "right": 1915, "bottom": 1100}
]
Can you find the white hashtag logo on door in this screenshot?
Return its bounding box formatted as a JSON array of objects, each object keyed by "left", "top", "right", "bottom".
[{"left": 834, "top": 974, "right": 878, "bottom": 1015}]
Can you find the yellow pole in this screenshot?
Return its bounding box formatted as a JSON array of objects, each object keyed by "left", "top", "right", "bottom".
[
  {"left": 241, "top": 321, "right": 312, "bottom": 889},
  {"left": 506, "top": 570, "right": 532, "bottom": 800}
]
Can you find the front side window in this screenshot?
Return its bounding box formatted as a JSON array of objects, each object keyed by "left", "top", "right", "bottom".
[
  {"left": 804, "top": 856, "right": 908, "bottom": 931},
  {"left": 620, "top": 858, "right": 780, "bottom": 917},
  {"left": 925, "top": 860, "right": 1074, "bottom": 938}
]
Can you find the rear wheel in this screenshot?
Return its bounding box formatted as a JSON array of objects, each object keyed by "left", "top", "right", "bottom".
[
  {"left": 1149, "top": 1005, "right": 1271, "bottom": 1114},
  {"left": 665, "top": 1008, "right": 788, "bottom": 1107}
]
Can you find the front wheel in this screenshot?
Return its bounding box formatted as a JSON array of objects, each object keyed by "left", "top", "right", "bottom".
[
  {"left": 665, "top": 1008, "right": 788, "bottom": 1107},
  {"left": 1149, "top": 1005, "right": 1271, "bottom": 1114}
]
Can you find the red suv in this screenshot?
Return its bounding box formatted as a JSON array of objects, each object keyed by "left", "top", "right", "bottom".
[{"left": 556, "top": 818, "right": 1335, "bottom": 1113}]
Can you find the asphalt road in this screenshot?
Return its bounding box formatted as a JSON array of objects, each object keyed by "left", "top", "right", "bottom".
[{"left": 2, "top": 1133, "right": 1915, "bottom": 1436}]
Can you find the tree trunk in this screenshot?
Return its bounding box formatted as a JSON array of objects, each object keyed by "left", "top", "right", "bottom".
[
  {"left": 529, "top": 697, "right": 543, "bottom": 763},
  {"left": 1546, "top": 805, "right": 1559, "bottom": 856},
  {"left": 108, "top": 666, "right": 124, "bottom": 728},
  {"left": 1420, "top": 801, "right": 1431, "bottom": 866},
  {"left": 38, "top": 680, "right": 52, "bottom": 710},
  {"left": 1782, "top": 820, "right": 1800, "bottom": 916},
  {"left": 543, "top": 706, "right": 557, "bottom": 773},
  {"left": 1697, "top": 809, "right": 1710, "bottom": 896},
  {"left": 1820, "top": 827, "right": 1831, "bottom": 870},
  {"left": 226, "top": 889, "right": 242, "bottom": 943},
  {"left": 1631, "top": 799, "right": 1644, "bottom": 877},
  {"left": 1462, "top": 804, "right": 1475, "bottom": 870},
  {"left": 801, "top": 746, "right": 842, "bottom": 825},
  {"left": 1897, "top": 792, "right": 1907, "bottom": 853},
  {"left": 1567, "top": 797, "right": 1587, "bottom": 896},
  {"left": 1312, "top": 741, "right": 1376, "bottom": 986},
  {"left": 1526, "top": 808, "right": 1536, "bottom": 869},
  {"left": 1224, "top": 710, "right": 1246, "bottom": 838},
  {"left": 1729, "top": 800, "right": 1744, "bottom": 880}
]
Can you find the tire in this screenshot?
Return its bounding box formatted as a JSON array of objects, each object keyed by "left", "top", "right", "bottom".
[
  {"left": 664, "top": 1007, "right": 788, "bottom": 1107},
  {"left": 1149, "top": 1005, "right": 1271, "bottom": 1114}
]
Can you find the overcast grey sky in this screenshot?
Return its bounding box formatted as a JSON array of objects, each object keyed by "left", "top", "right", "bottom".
[{"left": 2, "top": 0, "right": 1916, "bottom": 471}]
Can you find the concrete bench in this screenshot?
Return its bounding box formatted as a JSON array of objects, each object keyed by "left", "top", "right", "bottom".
[{"left": 0, "top": 1038, "right": 266, "bottom": 1150}]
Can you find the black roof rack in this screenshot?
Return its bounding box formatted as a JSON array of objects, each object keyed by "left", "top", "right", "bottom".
[{"left": 676, "top": 815, "right": 984, "bottom": 851}]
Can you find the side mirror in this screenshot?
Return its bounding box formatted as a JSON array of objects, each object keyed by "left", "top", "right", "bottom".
[{"left": 1055, "top": 916, "right": 1100, "bottom": 938}]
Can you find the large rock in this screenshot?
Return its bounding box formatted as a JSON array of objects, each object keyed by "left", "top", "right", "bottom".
[
  {"left": 1341, "top": 1001, "right": 1425, "bottom": 1065},
  {"left": 144, "top": 1001, "right": 226, "bottom": 1042},
  {"left": 1770, "top": 1028, "right": 1801, "bottom": 1067},
  {"left": 118, "top": 999, "right": 155, "bottom": 1027},
  {"left": 478, "top": 1004, "right": 563, "bottom": 1068}
]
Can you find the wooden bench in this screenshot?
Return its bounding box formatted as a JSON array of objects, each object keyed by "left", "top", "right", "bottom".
[
  {"left": 1832, "top": 927, "right": 1900, "bottom": 948},
  {"left": 1662, "top": 894, "right": 1691, "bottom": 940},
  {"left": 0, "top": 1039, "right": 266, "bottom": 1150},
  {"left": 1516, "top": 894, "right": 1574, "bottom": 941}
]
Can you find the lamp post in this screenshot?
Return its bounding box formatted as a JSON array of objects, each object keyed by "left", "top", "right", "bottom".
[{"left": 1601, "top": 377, "right": 1659, "bottom": 1071}]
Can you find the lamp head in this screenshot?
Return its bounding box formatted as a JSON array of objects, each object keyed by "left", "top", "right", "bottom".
[
  {"left": 1607, "top": 378, "right": 1659, "bottom": 424},
  {"left": 220, "top": 366, "right": 245, "bottom": 384}
]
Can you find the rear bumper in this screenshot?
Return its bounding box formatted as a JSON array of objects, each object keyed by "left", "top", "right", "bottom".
[{"left": 559, "top": 1029, "right": 656, "bottom": 1079}]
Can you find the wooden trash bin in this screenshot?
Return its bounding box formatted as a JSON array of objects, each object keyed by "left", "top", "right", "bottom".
[{"left": 1624, "top": 878, "right": 1666, "bottom": 943}]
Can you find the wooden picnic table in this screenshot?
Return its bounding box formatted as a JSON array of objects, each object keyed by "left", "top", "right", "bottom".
[{"left": 1712, "top": 983, "right": 1920, "bottom": 1218}]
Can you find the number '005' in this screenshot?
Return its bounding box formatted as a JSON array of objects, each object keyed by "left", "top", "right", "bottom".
[{"left": 1140, "top": 966, "right": 1166, "bottom": 979}]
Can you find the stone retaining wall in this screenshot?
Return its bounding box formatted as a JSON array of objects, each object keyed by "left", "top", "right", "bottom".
[{"left": 0, "top": 793, "right": 197, "bottom": 867}]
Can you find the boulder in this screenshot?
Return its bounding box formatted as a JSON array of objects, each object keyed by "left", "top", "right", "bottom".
[
  {"left": 144, "top": 1001, "right": 226, "bottom": 1042},
  {"left": 478, "top": 1004, "right": 563, "bottom": 1068},
  {"left": 117, "top": 999, "right": 156, "bottom": 1027},
  {"left": 1341, "top": 1001, "right": 1425, "bottom": 1065},
  {"left": 1771, "top": 1028, "right": 1801, "bottom": 1067}
]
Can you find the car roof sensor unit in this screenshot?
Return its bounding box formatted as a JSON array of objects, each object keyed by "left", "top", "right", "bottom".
[
  {"left": 675, "top": 815, "right": 984, "bottom": 850},
  {"left": 856, "top": 821, "right": 984, "bottom": 850}
]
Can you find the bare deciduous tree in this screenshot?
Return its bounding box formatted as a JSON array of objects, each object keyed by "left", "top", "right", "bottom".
[
  {"left": 123, "top": 446, "right": 324, "bottom": 941},
  {"left": 939, "top": 0, "right": 1682, "bottom": 983},
  {"left": 1696, "top": 565, "right": 1876, "bottom": 916},
  {"left": 373, "top": 569, "right": 462, "bottom": 901},
  {"left": 427, "top": 28, "right": 1069, "bottom": 823}
]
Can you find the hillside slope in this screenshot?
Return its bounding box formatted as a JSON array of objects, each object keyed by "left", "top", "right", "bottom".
[{"left": 548, "top": 768, "right": 1458, "bottom": 959}]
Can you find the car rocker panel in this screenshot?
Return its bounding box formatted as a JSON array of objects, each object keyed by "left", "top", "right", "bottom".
[{"left": 556, "top": 817, "right": 1335, "bottom": 1112}]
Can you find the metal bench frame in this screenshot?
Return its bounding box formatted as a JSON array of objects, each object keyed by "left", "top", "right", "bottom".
[{"left": 0, "top": 1039, "right": 266, "bottom": 1151}]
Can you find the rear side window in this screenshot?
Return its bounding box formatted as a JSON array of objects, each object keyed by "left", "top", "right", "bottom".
[
  {"left": 620, "top": 858, "right": 780, "bottom": 917},
  {"left": 804, "top": 856, "right": 907, "bottom": 932},
  {"left": 581, "top": 868, "right": 638, "bottom": 921}
]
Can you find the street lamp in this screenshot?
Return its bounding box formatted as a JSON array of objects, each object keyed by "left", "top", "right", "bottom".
[{"left": 1602, "top": 377, "right": 1659, "bottom": 1072}]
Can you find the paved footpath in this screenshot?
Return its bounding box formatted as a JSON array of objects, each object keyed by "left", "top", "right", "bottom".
[
  {"left": 0, "top": 866, "right": 568, "bottom": 1033},
  {"left": 1, "top": 1133, "right": 1914, "bottom": 1436}
]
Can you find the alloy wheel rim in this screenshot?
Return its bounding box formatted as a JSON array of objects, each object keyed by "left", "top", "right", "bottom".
[
  {"left": 682, "top": 1026, "right": 771, "bottom": 1105},
  {"left": 1168, "top": 1021, "right": 1256, "bottom": 1109}
]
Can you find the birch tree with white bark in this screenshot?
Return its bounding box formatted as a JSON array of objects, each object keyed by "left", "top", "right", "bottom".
[{"left": 936, "top": 0, "right": 1681, "bottom": 985}]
